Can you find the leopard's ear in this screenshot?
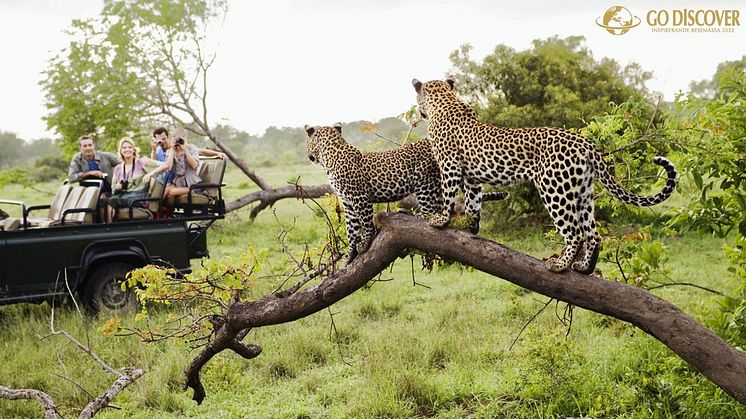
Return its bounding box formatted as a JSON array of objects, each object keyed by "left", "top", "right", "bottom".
[
  {"left": 304, "top": 125, "right": 315, "bottom": 137},
  {"left": 412, "top": 78, "right": 423, "bottom": 93},
  {"left": 445, "top": 77, "right": 455, "bottom": 90},
  {"left": 333, "top": 122, "right": 343, "bottom": 133}
]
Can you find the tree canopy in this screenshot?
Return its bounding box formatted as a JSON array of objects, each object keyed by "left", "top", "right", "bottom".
[
  {"left": 449, "top": 35, "right": 652, "bottom": 129},
  {"left": 41, "top": 0, "right": 226, "bottom": 157}
]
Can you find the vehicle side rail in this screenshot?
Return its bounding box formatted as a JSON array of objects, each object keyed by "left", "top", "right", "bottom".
[{"left": 59, "top": 207, "right": 97, "bottom": 226}]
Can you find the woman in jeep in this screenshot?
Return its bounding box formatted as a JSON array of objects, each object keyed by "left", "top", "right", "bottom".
[{"left": 106, "top": 137, "right": 169, "bottom": 223}]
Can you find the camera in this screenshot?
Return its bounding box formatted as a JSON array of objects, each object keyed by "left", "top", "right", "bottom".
[
  {"left": 156, "top": 139, "right": 163, "bottom": 146},
  {"left": 119, "top": 179, "right": 129, "bottom": 190},
  {"left": 175, "top": 138, "right": 185, "bottom": 146}
]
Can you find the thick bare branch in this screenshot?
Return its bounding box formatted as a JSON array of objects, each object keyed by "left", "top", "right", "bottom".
[
  {"left": 184, "top": 213, "right": 746, "bottom": 405},
  {"left": 78, "top": 368, "right": 145, "bottom": 419},
  {"left": 225, "top": 183, "right": 334, "bottom": 215},
  {"left": 0, "top": 386, "right": 58, "bottom": 419}
]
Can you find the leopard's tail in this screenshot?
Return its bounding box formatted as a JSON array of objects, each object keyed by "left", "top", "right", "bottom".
[{"left": 592, "top": 151, "right": 677, "bottom": 207}]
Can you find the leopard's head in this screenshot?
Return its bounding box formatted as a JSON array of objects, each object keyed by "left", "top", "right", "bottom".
[
  {"left": 412, "top": 77, "right": 455, "bottom": 120},
  {"left": 305, "top": 123, "right": 344, "bottom": 166}
]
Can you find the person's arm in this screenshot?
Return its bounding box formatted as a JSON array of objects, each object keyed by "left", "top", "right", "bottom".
[
  {"left": 164, "top": 147, "right": 175, "bottom": 170},
  {"left": 140, "top": 158, "right": 168, "bottom": 185},
  {"left": 67, "top": 156, "right": 82, "bottom": 182},
  {"left": 198, "top": 148, "right": 227, "bottom": 159},
  {"left": 150, "top": 138, "right": 158, "bottom": 160},
  {"left": 184, "top": 143, "right": 199, "bottom": 170}
]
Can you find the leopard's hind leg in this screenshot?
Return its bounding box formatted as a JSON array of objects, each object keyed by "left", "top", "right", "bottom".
[
  {"left": 572, "top": 164, "right": 601, "bottom": 275},
  {"left": 463, "top": 177, "right": 483, "bottom": 234},
  {"left": 537, "top": 166, "right": 584, "bottom": 273}
]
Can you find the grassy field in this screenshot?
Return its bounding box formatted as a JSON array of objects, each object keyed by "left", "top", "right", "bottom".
[{"left": 0, "top": 165, "right": 745, "bottom": 418}]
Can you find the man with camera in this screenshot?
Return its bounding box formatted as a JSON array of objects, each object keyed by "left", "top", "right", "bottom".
[
  {"left": 150, "top": 126, "right": 227, "bottom": 163},
  {"left": 68, "top": 135, "right": 120, "bottom": 222},
  {"left": 150, "top": 126, "right": 171, "bottom": 162}
]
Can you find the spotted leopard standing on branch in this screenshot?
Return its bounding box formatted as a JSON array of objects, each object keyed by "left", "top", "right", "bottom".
[
  {"left": 305, "top": 123, "right": 507, "bottom": 263},
  {"left": 411, "top": 78, "right": 677, "bottom": 274}
]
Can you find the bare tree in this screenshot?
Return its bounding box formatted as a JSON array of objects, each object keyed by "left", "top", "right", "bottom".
[{"left": 180, "top": 212, "right": 746, "bottom": 405}]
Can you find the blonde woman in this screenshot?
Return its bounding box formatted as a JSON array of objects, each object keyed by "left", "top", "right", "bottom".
[{"left": 106, "top": 137, "right": 169, "bottom": 223}]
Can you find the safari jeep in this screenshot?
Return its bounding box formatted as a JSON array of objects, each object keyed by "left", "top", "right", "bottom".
[{"left": 0, "top": 157, "right": 226, "bottom": 313}]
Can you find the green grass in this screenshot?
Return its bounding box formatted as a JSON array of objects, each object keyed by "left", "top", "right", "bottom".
[{"left": 1, "top": 173, "right": 745, "bottom": 418}]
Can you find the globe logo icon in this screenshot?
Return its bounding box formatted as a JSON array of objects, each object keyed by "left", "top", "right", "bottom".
[{"left": 596, "top": 6, "right": 641, "bottom": 35}]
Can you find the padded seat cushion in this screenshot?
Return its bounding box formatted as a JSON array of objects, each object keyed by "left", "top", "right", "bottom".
[
  {"left": 1, "top": 217, "right": 21, "bottom": 231},
  {"left": 116, "top": 207, "right": 153, "bottom": 220},
  {"left": 173, "top": 193, "right": 209, "bottom": 205}
]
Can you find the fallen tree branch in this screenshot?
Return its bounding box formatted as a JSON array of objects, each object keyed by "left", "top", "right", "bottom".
[
  {"left": 78, "top": 368, "right": 145, "bottom": 419},
  {"left": 225, "top": 183, "right": 335, "bottom": 216},
  {"left": 0, "top": 386, "right": 58, "bottom": 419},
  {"left": 184, "top": 212, "right": 746, "bottom": 405}
]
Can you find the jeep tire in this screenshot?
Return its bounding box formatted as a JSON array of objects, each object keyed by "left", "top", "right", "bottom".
[{"left": 84, "top": 262, "right": 139, "bottom": 313}]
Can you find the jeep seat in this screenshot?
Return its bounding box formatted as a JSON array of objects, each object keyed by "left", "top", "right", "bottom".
[
  {"left": 116, "top": 178, "right": 165, "bottom": 221},
  {"left": 0, "top": 217, "right": 21, "bottom": 231},
  {"left": 173, "top": 157, "right": 226, "bottom": 215}
]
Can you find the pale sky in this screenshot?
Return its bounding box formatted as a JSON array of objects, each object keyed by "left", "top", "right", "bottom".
[{"left": 0, "top": 0, "right": 744, "bottom": 141}]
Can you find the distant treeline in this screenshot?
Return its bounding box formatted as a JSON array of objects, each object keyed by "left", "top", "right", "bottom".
[
  {"left": 0, "top": 116, "right": 424, "bottom": 177},
  {"left": 0, "top": 132, "right": 59, "bottom": 169},
  {"left": 203, "top": 117, "right": 427, "bottom": 167}
]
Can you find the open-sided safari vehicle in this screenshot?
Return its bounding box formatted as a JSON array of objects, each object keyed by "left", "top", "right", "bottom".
[{"left": 0, "top": 157, "right": 227, "bottom": 313}]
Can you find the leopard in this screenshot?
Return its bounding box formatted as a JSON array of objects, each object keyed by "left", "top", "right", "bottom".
[
  {"left": 305, "top": 123, "right": 507, "bottom": 263},
  {"left": 411, "top": 78, "right": 677, "bottom": 274}
]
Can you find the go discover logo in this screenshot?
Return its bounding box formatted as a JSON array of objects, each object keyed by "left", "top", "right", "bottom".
[{"left": 597, "top": 5, "right": 741, "bottom": 35}]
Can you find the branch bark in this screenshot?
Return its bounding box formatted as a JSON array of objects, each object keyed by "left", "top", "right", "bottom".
[
  {"left": 0, "top": 386, "right": 58, "bottom": 419},
  {"left": 78, "top": 368, "right": 145, "bottom": 419},
  {"left": 225, "top": 183, "right": 335, "bottom": 215},
  {"left": 184, "top": 212, "right": 746, "bottom": 405}
]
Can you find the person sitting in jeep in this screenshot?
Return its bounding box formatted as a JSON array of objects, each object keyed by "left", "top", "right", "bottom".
[
  {"left": 68, "top": 135, "right": 121, "bottom": 222},
  {"left": 106, "top": 137, "right": 169, "bottom": 223}
]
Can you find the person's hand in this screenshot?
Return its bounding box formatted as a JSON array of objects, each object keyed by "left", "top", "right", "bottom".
[
  {"left": 112, "top": 181, "right": 122, "bottom": 192},
  {"left": 150, "top": 138, "right": 158, "bottom": 151},
  {"left": 87, "top": 170, "right": 103, "bottom": 179},
  {"left": 218, "top": 152, "right": 227, "bottom": 160},
  {"left": 142, "top": 173, "right": 152, "bottom": 185}
]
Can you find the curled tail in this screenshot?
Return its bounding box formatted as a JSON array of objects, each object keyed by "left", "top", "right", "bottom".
[{"left": 593, "top": 152, "right": 677, "bottom": 207}]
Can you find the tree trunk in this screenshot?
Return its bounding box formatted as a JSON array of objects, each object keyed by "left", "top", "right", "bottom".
[{"left": 185, "top": 213, "right": 746, "bottom": 405}]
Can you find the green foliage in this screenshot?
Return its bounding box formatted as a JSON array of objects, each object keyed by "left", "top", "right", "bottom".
[
  {"left": 689, "top": 55, "right": 746, "bottom": 99},
  {"left": 41, "top": 0, "right": 227, "bottom": 158},
  {"left": 125, "top": 246, "right": 266, "bottom": 342},
  {"left": 450, "top": 35, "right": 651, "bottom": 129},
  {"left": 668, "top": 67, "right": 746, "bottom": 238},
  {"left": 713, "top": 236, "right": 746, "bottom": 348},
  {"left": 0, "top": 132, "right": 59, "bottom": 169}
]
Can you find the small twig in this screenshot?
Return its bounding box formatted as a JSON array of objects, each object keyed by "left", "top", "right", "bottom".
[
  {"left": 372, "top": 132, "right": 403, "bottom": 147},
  {"left": 51, "top": 371, "right": 96, "bottom": 401},
  {"left": 327, "top": 308, "right": 353, "bottom": 367},
  {"left": 646, "top": 282, "right": 724, "bottom": 296},
  {"left": 615, "top": 241, "right": 628, "bottom": 283},
  {"left": 509, "top": 298, "right": 553, "bottom": 351}
]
